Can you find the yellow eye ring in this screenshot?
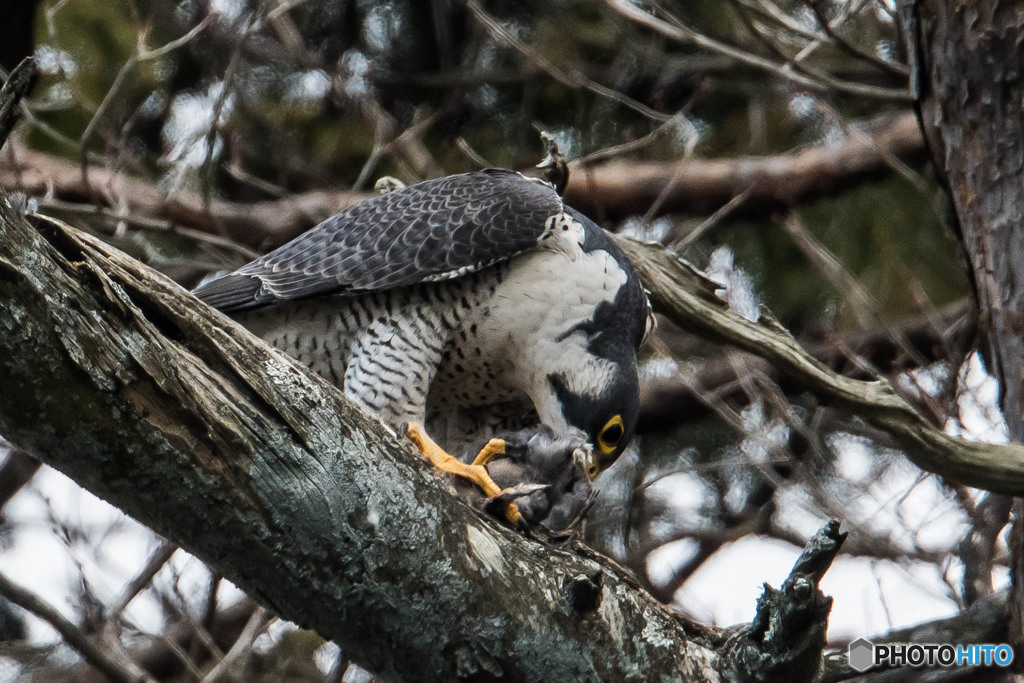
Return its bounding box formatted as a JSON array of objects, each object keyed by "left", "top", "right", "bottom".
[{"left": 597, "top": 414, "right": 625, "bottom": 456}]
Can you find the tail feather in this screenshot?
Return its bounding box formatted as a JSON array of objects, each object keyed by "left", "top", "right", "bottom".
[{"left": 192, "top": 273, "right": 265, "bottom": 311}]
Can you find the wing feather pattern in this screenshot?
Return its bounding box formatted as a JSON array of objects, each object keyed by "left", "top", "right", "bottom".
[{"left": 193, "top": 169, "right": 561, "bottom": 311}]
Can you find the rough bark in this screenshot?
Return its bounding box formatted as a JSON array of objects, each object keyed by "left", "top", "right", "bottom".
[
  {"left": 3, "top": 194, "right": 820, "bottom": 682},
  {"left": 902, "top": 1, "right": 1024, "bottom": 438},
  {"left": 900, "top": 0, "right": 1024, "bottom": 655}
]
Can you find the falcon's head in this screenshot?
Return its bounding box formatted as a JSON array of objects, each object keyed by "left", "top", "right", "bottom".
[
  {"left": 547, "top": 361, "right": 639, "bottom": 480},
  {"left": 540, "top": 213, "right": 653, "bottom": 480}
]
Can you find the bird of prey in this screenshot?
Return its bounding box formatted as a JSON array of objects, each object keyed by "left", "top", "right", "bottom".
[{"left": 193, "top": 168, "right": 652, "bottom": 526}]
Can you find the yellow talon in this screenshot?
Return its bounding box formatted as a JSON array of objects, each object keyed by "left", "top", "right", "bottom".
[
  {"left": 405, "top": 424, "right": 523, "bottom": 527},
  {"left": 471, "top": 438, "right": 505, "bottom": 467}
]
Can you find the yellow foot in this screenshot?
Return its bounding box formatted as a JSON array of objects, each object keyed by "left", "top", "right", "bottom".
[{"left": 405, "top": 424, "right": 524, "bottom": 529}]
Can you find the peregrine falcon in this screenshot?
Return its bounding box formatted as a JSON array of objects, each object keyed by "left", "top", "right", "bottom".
[{"left": 193, "top": 168, "right": 652, "bottom": 526}]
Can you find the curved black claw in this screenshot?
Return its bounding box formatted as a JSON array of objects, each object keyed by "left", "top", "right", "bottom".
[{"left": 516, "top": 515, "right": 532, "bottom": 537}]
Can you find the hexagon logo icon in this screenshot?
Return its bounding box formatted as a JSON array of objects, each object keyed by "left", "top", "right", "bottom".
[{"left": 848, "top": 638, "right": 875, "bottom": 672}]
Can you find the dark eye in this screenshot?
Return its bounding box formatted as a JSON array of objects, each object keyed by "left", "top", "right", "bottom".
[
  {"left": 597, "top": 415, "right": 625, "bottom": 455},
  {"left": 601, "top": 423, "right": 623, "bottom": 444}
]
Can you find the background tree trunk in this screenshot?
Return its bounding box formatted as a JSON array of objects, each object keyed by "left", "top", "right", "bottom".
[
  {"left": 903, "top": 1, "right": 1024, "bottom": 437},
  {"left": 901, "top": 0, "right": 1024, "bottom": 656}
]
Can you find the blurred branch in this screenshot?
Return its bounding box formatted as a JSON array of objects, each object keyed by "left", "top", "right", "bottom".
[
  {"left": 731, "top": 0, "right": 903, "bottom": 103},
  {"left": 46, "top": 598, "right": 258, "bottom": 682},
  {"left": 35, "top": 196, "right": 260, "bottom": 260},
  {"left": 2, "top": 112, "right": 925, "bottom": 255},
  {"left": 567, "top": 112, "right": 925, "bottom": 218},
  {"left": 80, "top": 14, "right": 215, "bottom": 163},
  {"left": 617, "top": 237, "right": 1024, "bottom": 495},
  {"left": 0, "top": 449, "right": 40, "bottom": 510},
  {"left": 639, "top": 298, "right": 973, "bottom": 432},
  {"left": 779, "top": 213, "right": 926, "bottom": 365},
  {"left": 467, "top": 0, "right": 671, "bottom": 122},
  {"left": 0, "top": 147, "right": 365, "bottom": 250},
  {"left": 806, "top": 0, "right": 908, "bottom": 77},
  {"left": 958, "top": 494, "right": 1012, "bottom": 606},
  {"left": 0, "top": 571, "right": 155, "bottom": 683},
  {"left": 605, "top": 0, "right": 910, "bottom": 101},
  {"left": 107, "top": 540, "right": 177, "bottom": 618},
  {"left": 199, "top": 607, "right": 271, "bottom": 683}
]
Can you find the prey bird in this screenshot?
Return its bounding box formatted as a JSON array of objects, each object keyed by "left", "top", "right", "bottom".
[{"left": 193, "top": 168, "right": 652, "bottom": 527}]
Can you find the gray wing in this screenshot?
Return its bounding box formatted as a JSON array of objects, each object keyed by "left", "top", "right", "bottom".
[{"left": 193, "top": 169, "right": 562, "bottom": 311}]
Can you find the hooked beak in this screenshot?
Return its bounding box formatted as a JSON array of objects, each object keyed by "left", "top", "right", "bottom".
[{"left": 574, "top": 444, "right": 600, "bottom": 481}]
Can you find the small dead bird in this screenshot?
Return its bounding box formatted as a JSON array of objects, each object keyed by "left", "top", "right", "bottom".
[{"left": 454, "top": 425, "right": 596, "bottom": 532}]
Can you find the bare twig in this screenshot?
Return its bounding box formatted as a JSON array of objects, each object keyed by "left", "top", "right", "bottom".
[
  {"left": 108, "top": 540, "right": 178, "bottom": 618},
  {"left": 455, "top": 137, "right": 492, "bottom": 169},
  {"left": 33, "top": 196, "right": 260, "bottom": 260},
  {"left": 199, "top": 607, "right": 272, "bottom": 682},
  {"left": 201, "top": 24, "right": 247, "bottom": 223},
  {"left": 675, "top": 186, "right": 754, "bottom": 251},
  {"left": 0, "top": 571, "right": 155, "bottom": 683},
  {"left": 606, "top": 0, "right": 910, "bottom": 101},
  {"left": 577, "top": 113, "right": 698, "bottom": 166},
  {"left": 468, "top": 0, "right": 672, "bottom": 121},
  {"left": 806, "top": 0, "right": 908, "bottom": 77},
  {"left": 80, "top": 14, "right": 215, "bottom": 158}
]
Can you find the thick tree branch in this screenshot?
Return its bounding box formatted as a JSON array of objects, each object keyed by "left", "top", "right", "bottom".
[
  {"left": 0, "top": 195, "right": 743, "bottom": 681},
  {"left": 617, "top": 237, "right": 1024, "bottom": 495}
]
